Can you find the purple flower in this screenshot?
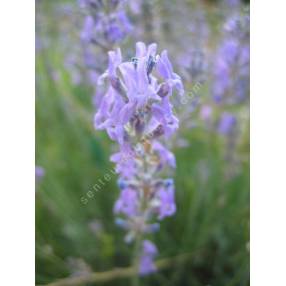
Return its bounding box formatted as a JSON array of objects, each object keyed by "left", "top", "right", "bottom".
[
  {"left": 94, "top": 66, "right": 129, "bottom": 142},
  {"left": 108, "top": 48, "right": 122, "bottom": 77},
  {"left": 139, "top": 256, "right": 156, "bottom": 275},
  {"left": 81, "top": 16, "right": 94, "bottom": 43},
  {"left": 200, "top": 105, "right": 213, "bottom": 121},
  {"left": 35, "top": 166, "right": 45, "bottom": 182},
  {"left": 212, "top": 13, "right": 249, "bottom": 105},
  {"left": 139, "top": 240, "right": 158, "bottom": 275},
  {"left": 154, "top": 183, "right": 176, "bottom": 220},
  {"left": 239, "top": 45, "right": 250, "bottom": 73},
  {"left": 114, "top": 188, "right": 139, "bottom": 216},
  {"left": 152, "top": 141, "right": 176, "bottom": 169},
  {"left": 94, "top": 87, "right": 122, "bottom": 127},
  {"left": 218, "top": 112, "right": 237, "bottom": 135},
  {"left": 143, "top": 240, "right": 158, "bottom": 256},
  {"left": 225, "top": 0, "right": 240, "bottom": 8},
  {"left": 110, "top": 144, "right": 136, "bottom": 178},
  {"left": 221, "top": 40, "right": 239, "bottom": 64},
  {"left": 118, "top": 56, "right": 159, "bottom": 107},
  {"left": 80, "top": 1, "right": 132, "bottom": 47},
  {"left": 106, "top": 23, "right": 124, "bottom": 43},
  {"left": 95, "top": 42, "right": 183, "bottom": 144},
  {"left": 213, "top": 58, "right": 229, "bottom": 103},
  {"left": 117, "top": 10, "right": 133, "bottom": 33},
  {"left": 157, "top": 50, "right": 184, "bottom": 96},
  {"left": 101, "top": 10, "right": 133, "bottom": 44},
  {"left": 151, "top": 100, "right": 179, "bottom": 137}
]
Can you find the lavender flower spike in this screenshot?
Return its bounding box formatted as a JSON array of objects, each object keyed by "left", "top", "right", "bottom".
[{"left": 94, "top": 42, "right": 184, "bottom": 275}]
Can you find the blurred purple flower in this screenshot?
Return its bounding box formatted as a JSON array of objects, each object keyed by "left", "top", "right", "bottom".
[
  {"left": 218, "top": 112, "right": 237, "bottom": 135},
  {"left": 221, "top": 40, "right": 239, "bottom": 64},
  {"left": 114, "top": 188, "right": 139, "bottom": 216},
  {"left": 139, "top": 240, "right": 158, "bottom": 275},
  {"left": 35, "top": 166, "right": 45, "bottom": 182},
  {"left": 200, "top": 105, "right": 213, "bottom": 121},
  {"left": 79, "top": 2, "right": 133, "bottom": 47},
  {"left": 81, "top": 16, "right": 94, "bottom": 43},
  {"left": 211, "top": 8, "right": 249, "bottom": 105},
  {"left": 225, "top": 0, "right": 240, "bottom": 8},
  {"left": 155, "top": 183, "right": 176, "bottom": 220}
]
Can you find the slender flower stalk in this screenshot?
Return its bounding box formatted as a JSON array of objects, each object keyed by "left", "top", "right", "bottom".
[{"left": 94, "top": 42, "right": 184, "bottom": 275}]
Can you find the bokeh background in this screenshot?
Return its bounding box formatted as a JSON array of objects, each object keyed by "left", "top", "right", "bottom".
[{"left": 36, "top": 0, "right": 249, "bottom": 285}]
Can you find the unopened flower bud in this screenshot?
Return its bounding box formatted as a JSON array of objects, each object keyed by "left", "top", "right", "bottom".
[{"left": 157, "top": 83, "right": 170, "bottom": 98}]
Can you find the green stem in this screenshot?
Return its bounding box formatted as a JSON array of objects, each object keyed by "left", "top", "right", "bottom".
[{"left": 131, "top": 232, "right": 142, "bottom": 286}]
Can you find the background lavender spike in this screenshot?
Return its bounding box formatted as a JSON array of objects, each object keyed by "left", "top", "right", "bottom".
[{"left": 77, "top": 0, "right": 134, "bottom": 109}]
